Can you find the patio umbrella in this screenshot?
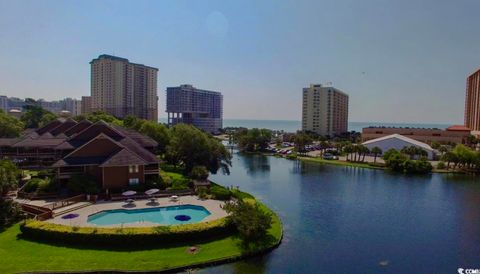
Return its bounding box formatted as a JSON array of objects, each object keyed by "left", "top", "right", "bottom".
[
  {"left": 122, "top": 190, "right": 137, "bottom": 196},
  {"left": 145, "top": 188, "right": 160, "bottom": 195}
]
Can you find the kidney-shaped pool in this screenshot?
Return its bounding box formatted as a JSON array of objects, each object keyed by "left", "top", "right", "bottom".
[{"left": 87, "top": 205, "right": 211, "bottom": 226}]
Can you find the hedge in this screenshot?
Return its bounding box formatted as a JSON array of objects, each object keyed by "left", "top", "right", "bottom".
[
  {"left": 20, "top": 217, "right": 234, "bottom": 248},
  {"left": 231, "top": 189, "right": 255, "bottom": 200},
  {"left": 209, "top": 185, "right": 232, "bottom": 200}
]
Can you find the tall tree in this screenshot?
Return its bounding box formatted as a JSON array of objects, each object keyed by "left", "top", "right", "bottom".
[
  {"left": 83, "top": 111, "right": 123, "bottom": 126},
  {"left": 371, "top": 146, "right": 382, "bottom": 164},
  {"left": 359, "top": 145, "right": 370, "bottom": 162},
  {"left": 0, "top": 110, "right": 24, "bottom": 137},
  {"left": 293, "top": 133, "right": 312, "bottom": 154},
  {"left": 343, "top": 144, "right": 354, "bottom": 161},
  {"left": 138, "top": 121, "right": 170, "bottom": 153},
  {"left": 21, "top": 104, "right": 56, "bottom": 129},
  {"left": 0, "top": 159, "right": 19, "bottom": 195},
  {"left": 235, "top": 128, "right": 272, "bottom": 152},
  {"left": 123, "top": 115, "right": 145, "bottom": 130},
  {"left": 166, "top": 124, "right": 231, "bottom": 174}
]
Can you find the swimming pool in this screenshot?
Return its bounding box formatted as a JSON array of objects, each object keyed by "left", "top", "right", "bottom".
[{"left": 87, "top": 205, "right": 211, "bottom": 226}]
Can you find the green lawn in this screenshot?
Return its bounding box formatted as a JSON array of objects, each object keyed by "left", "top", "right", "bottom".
[
  {"left": 298, "top": 156, "right": 386, "bottom": 170},
  {"left": 0, "top": 203, "right": 282, "bottom": 273}
]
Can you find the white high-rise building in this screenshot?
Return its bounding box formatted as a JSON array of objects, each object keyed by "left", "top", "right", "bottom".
[
  {"left": 302, "top": 84, "right": 349, "bottom": 136},
  {"left": 62, "top": 98, "right": 82, "bottom": 116},
  {"left": 0, "top": 96, "right": 8, "bottom": 112}
]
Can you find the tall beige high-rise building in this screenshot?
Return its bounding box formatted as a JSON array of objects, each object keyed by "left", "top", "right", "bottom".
[
  {"left": 90, "top": 55, "right": 158, "bottom": 121},
  {"left": 302, "top": 84, "right": 349, "bottom": 136},
  {"left": 465, "top": 68, "right": 480, "bottom": 132},
  {"left": 81, "top": 96, "right": 92, "bottom": 115}
]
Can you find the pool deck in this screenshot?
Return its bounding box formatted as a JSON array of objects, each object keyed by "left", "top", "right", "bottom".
[{"left": 46, "top": 195, "right": 228, "bottom": 228}]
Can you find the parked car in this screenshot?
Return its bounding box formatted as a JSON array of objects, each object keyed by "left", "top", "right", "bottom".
[{"left": 323, "top": 153, "right": 338, "bottom": 160}]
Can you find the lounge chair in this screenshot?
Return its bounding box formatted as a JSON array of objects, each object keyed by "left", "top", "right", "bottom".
[{"left": 125, "top": 198, "right": 135, "bottom": 206}]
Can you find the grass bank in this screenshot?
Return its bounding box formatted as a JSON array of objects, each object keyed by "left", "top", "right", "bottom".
[
  {"left": 297, "top": 156, "right": 466, "bottom": 174},
  {"left": 298, "top": 156, "right": 386, "bottom": 170},
  {"left": 0, "top": 200, "right": 281, "bottom": 273}
]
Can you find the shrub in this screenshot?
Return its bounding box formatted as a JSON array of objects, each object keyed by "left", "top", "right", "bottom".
[
  {"left": 385, "top": 152, "right": 408, "bottom": 172},
  {"left": 67, "top": 175, "right": 84, "bottom": 194},
  {"left": 403, "top": 160, "right": 417, "bottom": 174},
  {"left": 145, "top": 176, "right": 167, "bottom": 190},
  {"left": 210, "top": 185, "right": 231, "bottom": 200},
  {"left": 84, "top": 181, "right": 99, "bottom": 195},
  {"left": 23, "top": 178, "right": 43, "bottom": 193},
  {"left": 20, "top": 218, "right": 233, "bottom": 247},
  {"left": 231, "top": 189, "right": 255, "bottom": 200},
  {"left": 222, "top": 199, "right": 272, "bottom": 242},
  {"left": 0, "top": 199, "right": 21, "bottom": 227},
  {"left": 189, "top": 165, "right": 209, "bottom": 180},
  {"left": 168, "top": 184, "right": 189, "bottom": 191},
  {"left": 67, "top": 175, "right": 98, "bottom": 194},
  {"left": 0, "top": 159, "right": 19, "bottom": 194},
  {"left": 286, "top": 153, "right": 297, "bottom": 160},
  {"left": 159, "top": 164, "right": 185, "bottom": 174},
  {"left": 197, "top": 188, "right": 208, "bottom": 199},
  {"left": 160, "top": 171, "right": 190, "bottom": 189},
  {"left": 36, "top": 169, "right": 52, "bottom": 179},
  {"left": 36, "top": 177, "right": 59, "bottom": 193},
  {"left": 383, "top": 149, "right": 432, "bottom": 174},
  {"left": 415, "top": 159, "right": 433, "bottom": 174},
  {"left": 437, "top": 161, "right": 447, "bottom": 170}
]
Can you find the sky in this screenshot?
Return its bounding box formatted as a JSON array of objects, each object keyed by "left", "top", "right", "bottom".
[{"left": 0, "top": 0, "right": 479, "bottom": 124}]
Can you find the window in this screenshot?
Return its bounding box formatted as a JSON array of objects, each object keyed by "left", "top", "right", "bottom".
[
  {"left": 129, "top": 165, "right": 139, "bottom": 173},
  {"left": 129, "top": 178, "right": 139, "bottom": 186}
]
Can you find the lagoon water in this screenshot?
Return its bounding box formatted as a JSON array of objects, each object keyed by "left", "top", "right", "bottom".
[{"left": 203, "top": 153, "right": 480, "bottom": 273}]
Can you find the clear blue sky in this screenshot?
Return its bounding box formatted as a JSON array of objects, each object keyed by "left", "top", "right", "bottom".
[{"left": 1, "top": 0, "right": 479, "bottom": 124}]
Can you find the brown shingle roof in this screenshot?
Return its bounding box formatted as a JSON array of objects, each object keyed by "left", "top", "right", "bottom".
[
  {"left": 55, "top": 132, "right": 155, "bottom": 167},
  {"left": 39, "top": 132, "right": 54, "bottom": 139},
  {"left": 113, "top": 126, "right": 158, "bottom": 148},
  {"left": 99, "top": 148, "right": 147, "bottom": 167},
  {"left": 12, "top": 137, "right": 66, "bottom": 148},
  {"left": 69, "top": 120, "right": 125, "bottom": 145},
  {"left": 36, "top": 119, "right": 64, "bottom": 135},
  {"left": 50, "top": 119, "right": 78, "bottom": 136},
  {"left": 54, "top": 140, "right": 76, "bottom": 150},
  {"left": 0, "top": 138, "right": 21, "bottom": 147},
  {"left": 118, "top": 137, "right": 158, "bottom": 164},
  {"left": 64, "top": 120, "right": 93, "bottom": 137}
]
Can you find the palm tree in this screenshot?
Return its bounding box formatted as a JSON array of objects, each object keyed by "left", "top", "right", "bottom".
[
  {"left": 401, "top": 146, "right": 418, "bottom": 159},
  {"left": 320, "top": 141, "right": 329, "bottom": 157},
  {"left": 343, "top": 144, "right": 353, "bottom": 161},
  {"left": 371, "top": 146, "right": 382, "bottom": 164},
  {"left": 357, "top": 145, "right": 369, "bottom": 162},
  {"left": 438, "top": 145, "right": 449, "bottom": 156},
  {"left": 417, "top": 148, "right": 428, "bottom": 159},
  {"left": 352, "top": 145, "right": 365, "bottom": 162}
]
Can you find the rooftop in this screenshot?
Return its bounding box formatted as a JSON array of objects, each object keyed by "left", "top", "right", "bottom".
[
  {"left": 364, "top": 126, "right": 442, "bottom": 130},
  {"left": 446, "top": 125, "right": 471, "bottom": 131},
  {"left": 362, "top": 133, "right": 434, "bottom": 151},
  {"left": 90, "top": 54, "right": 158, "bottom": 70}
]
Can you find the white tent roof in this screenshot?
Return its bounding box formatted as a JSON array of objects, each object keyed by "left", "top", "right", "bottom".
[{"left": 362, "top": 134, "right": 433, "bottom": 151}]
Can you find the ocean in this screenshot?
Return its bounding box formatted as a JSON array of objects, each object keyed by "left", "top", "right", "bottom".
[{"left": 159, "top": 118, "right": 451, "bottom": 133}]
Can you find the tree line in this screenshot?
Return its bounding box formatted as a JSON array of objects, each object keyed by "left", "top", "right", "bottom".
[{"left": 0, "top": 105, "right": 232, "bottom": 177}]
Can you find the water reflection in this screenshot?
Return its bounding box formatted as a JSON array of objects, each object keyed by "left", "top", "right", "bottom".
[
  {"left": 209, "top": 154, "right": 480, "bottom": 273},
  {"left": 238, "top": 153, "right": 270, "bottom": 177}
]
